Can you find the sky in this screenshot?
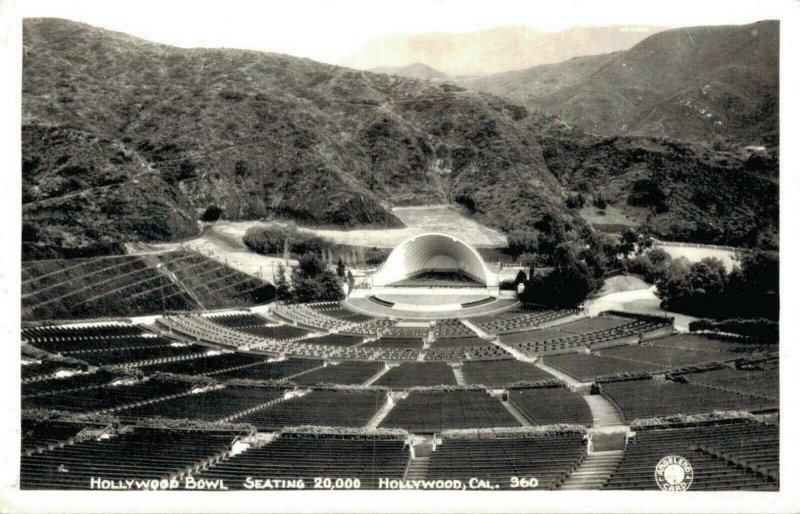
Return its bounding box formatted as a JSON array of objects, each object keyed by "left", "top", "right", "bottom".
[{"left": 17, "top": 0, "right": 787, "bottom": 65}]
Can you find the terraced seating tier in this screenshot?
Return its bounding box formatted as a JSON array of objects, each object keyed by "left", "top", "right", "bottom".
[
  {"left": 373, "top": 362, "right": 457, "bottom": 387},
  {"left": 117, "top": 386, "right": 287, "bottom": 422},
  {"left": 599, "top": 379, "right": 777, "bottom": 423},
  {"left": 379, "top": 390, "right": 521, "bottom": 433},
  {"left": 473, "top": 308, "right": 579, "bottom": 335},
  {"left": 236, "top": 390, "right": 385, "bottom": 429},
  {"left": 682, "top": 367, "right": 778, "bottom": 401},
  {"left": 433, "top": 319, "right": 476, "bottom": 338},
  {"left": 29, "top": 334, "right": 177, "bottom": 356},
  {"left": 22, "top": 419, "right": 101, "bottom": 454},
  {"left": 461, "top": 359, "right": 556, "bottom": 386},
  {"left": 136, "top": 352, "right": 270, "bottom": 375},
  {"left": 239, "top": 324, "right": 313, "bottom": 340},
  {"left": 23, "top": 370, "right": 123, "bottom": 397},
  {"left": 428, "top": 433, "right": 585, "bottom": 490},
  {"left": 307, "top": 302, "right": 373, "bottom": 323},
  {"left": 508, "top": 387, "right": 593, "bottom": 427},
  {"left": 292, "top": 361, "right": 386, "bottom": 385},
  {"left": 543, "top": 352, "right": 662, "bottom": 382},
  {"left": 598, "top": 344, "right": 735, "bottom": 369},
  {"left": 206, "top": 313, "right": 267, "bottom": 328},
  {"left": 211, "top": 358, "right": 321, "bottom": 381},
  {"left": 362, "top": 337, "right": 424, "bottom": 349},
  {"left": 22, "top": 378, "right": 195, "bottom": 413},
  {"left": 192, "top": 434, "right": 409, "bottom": 489},
  {"left": 20, "top": 427, "right": 242, "bottom": 489},
  {"left": 605, "top": 421, "right": 778, "bottom": 490}
]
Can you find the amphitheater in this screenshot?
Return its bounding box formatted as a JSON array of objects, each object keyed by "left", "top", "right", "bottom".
[{"left": 19, "top": 232, "right": 779, "bottom": 491}]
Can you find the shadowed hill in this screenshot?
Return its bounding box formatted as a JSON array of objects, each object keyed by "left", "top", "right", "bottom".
[{"left": 456, "top": 21, "right": 778, "bottom": 146}]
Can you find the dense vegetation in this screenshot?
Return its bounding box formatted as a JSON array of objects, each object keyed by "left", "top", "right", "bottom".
[
  {"left": 288, "top": 254, "right": 345, "bottom": 303},
  {"left": 22, "top": 19, "right": 778, "bottom": 259},
  {"left": 243, "top": 224, "right": 389, "bottom": 265},
  {"left": 625, "top": 247, "right": 778, "bottom": 321}
]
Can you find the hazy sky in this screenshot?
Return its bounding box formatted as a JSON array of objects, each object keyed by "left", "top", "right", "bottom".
[{"left": 18, "top": 0, "right": 786, "bottom": 64}]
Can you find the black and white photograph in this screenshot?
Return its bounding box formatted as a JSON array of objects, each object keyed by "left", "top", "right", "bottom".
[{"left": 0, "top": 0, "right": 798, "bottom": 512}]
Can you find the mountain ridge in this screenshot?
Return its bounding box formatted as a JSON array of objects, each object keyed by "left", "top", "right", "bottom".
[
  {"left": 22, "top": 18, "right": 778, "bottom": 259},
  {"left": 453, "top": 20, "right": 778, "bottom": 145}
]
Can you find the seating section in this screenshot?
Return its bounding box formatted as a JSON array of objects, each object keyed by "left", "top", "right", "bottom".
[
  {"left": 362, "top": 337, "right": 424, "bottom": 349},
  {"left": 650, "top": 333, "right": 775, "bottom": 355},
  {"left": 433, "top": 320, "right": 476, "bottom": 338},
  {"left": 237, "top": 390, "right": 385, "bottom": 429},
  {"left": 206, "top": 313, "right": 267, "bottom": 328},
  {"left": 374, "top": 362, "right": 457, "bottom": 387},
  {"left": 682, "top": 366, "right": 778, "bottom": 401},
  {"left": 474, "top": 308, "right": 579, "bottom": 335},
  {"left": 212, "top": 358, "right": 321, "bottom": 381},
  {"left": 272, "top": 304, "right": 352, "bottom": 330},
  {"left": 21, "top": 419, "right": 100, "bottom": 454},
  {"left": 606, "top": 421, "right": 778, "bottom": 490},
  {"left": 424, "top": 343, "right": 511, "bottom": 361},
  {"left": 22, "top": 324, "right": 149, "bottom": 352},
  {"left": 239, "top": 324, "right": 313, "bottom": 340},
  {"left": 380, "top": 390, "right": 519, "bottom": 432},
  {"left": 192, "top": 433, "right": 409, "bottom": 489},
  {"left": 428, "top": 433, "right": 586, "bottom": 490},
  {"left": 544, "top": 352, "right": 662, "bottom": 381},
  {"left": 22, "top": 370, "right": 123, "bottom": 397},
  {"left": 508, "top": 387, "right": 593, "bottom": 426},
  {"left": 66, "top": 344, "right": 208, "bottom": 367},
  {"left": 117, "top": 386, "right": 287, "bottom": 422},
  {"left": 161, "top": 315, "right": 411, "bottom": 361},
  {"left": 340, "top": 318, "right": 396, "bottom": 336},
  {"left": 22, "top": 378, "right": 194, "bottom": 413},
  {"left": 555, "top": 316, "right": 634, "bottom": 334},
  {"left": 22, "top": 251, "right": 275, "bottom": 321},
  {"left": 307, "top": 302, "right": 373, "bottom": 322},
  {"left": 37, "top": 333, "right": 186, "bottom": 356},
  {"left": 598, "top": 344, "right": 734, "bottom": 369},
  {"left": 500, "top": 316, "right": 672, "bottom": 356},
  {"left": 292, "top": 361, "right": 385, "bottom": 385},
  {"left": 302, "top": 334, "right": 365, "bottom": 346},
  {"left": 137, "top": 352, "right": 270, "bottom": 375},
  {"left": 599, "top": 379, "right": 777, "bottom": 423},
  {"left": 21, "top": 359, "right": 85, "bottom": 381},
  {"left": 20, "top": 427, "right": 241, "bottom": 489},
  {"left": 462, "top": 359, "right": 556, "bottom": 386},
  {"left": 385, "top": 326, "right": 429, "bottom": 338}
]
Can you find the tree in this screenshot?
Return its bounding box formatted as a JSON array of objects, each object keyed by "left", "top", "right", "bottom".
[
  {"left": 514, "top": 270, "right": 528, "bottom": 285},
  {"left": 274, "top": 263, "right": 291, "bottom": 301},
  {"left": 519, "top": 242, "right": 597, "bottom": 308},
  {"left": 336, "top": 257, "right": 346, "bottom": 278},
  {"left": 618, "top": 228, "right": 638, "bottom": 258},
  {"left": 347, "top": 270, "right": 355, "bottom": 295},
  {"left": 290, "top": 253, "right": 344, "bottom": 303},
  {"left": 507, "top": 230, "right": 538, "bottom": 259}
]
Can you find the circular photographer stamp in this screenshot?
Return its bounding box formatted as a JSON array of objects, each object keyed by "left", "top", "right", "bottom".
[{"left": 655, "top": 455, "right": 694, "bottom": 491}]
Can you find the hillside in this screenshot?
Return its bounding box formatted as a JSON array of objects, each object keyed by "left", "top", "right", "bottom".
[
  {"left": 343, "top": 25, "right": 665, "bottom": 76},
  {"left": 22, "top": 19, "right": 778, "bottom": 258},
  {"left": 22, "top": 18, "right": 575, "bottom": 258},
  {"left": 369, "top": 63, "right": 448, "bottom": 80},
  {"left": 456, "top": 21, "right": 779, "bottom": 146}
]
